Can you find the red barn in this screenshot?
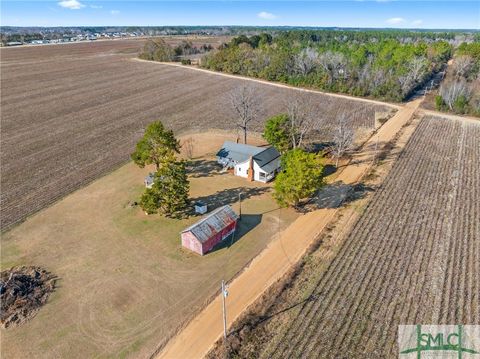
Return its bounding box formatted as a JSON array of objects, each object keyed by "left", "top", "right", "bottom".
[{"left": 181, "top": 205, "right": 239, "bottom": 255}]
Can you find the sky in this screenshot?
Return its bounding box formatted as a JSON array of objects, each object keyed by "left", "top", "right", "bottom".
[{"left": 1, "top": 1, "right": 479, "bottom": 29}]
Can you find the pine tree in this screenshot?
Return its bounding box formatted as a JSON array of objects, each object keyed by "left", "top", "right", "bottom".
[
  {"left": 131, "top": 121, "right": 180, "bottom": 170},
  {"left": 140, "top": 154, "right": 190, "bottom": 218}
]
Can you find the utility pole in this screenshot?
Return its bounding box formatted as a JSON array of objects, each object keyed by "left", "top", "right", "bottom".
[{"left": 221, "top": 280, "right": 229, "bottom": 340}]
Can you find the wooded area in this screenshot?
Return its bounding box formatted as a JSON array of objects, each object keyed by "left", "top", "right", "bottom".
[
  {"left": 436, "top": 42, "right": 480, "bottom": 115},
  {"left": 201, "top": 30, "right": 468, "bottom": 102}
]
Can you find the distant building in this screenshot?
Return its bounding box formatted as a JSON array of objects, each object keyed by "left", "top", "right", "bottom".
[
  {"left": 216, "top": 141, "right": 281, "bottom": 183},
  {"left": 181, "top": 205, "right": 238, "bottom": 255}
]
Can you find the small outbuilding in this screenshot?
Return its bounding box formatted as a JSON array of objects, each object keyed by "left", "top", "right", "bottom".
[
  {"left": 181, "top": 205, "right": 238, "bottom": 255},
  {"left": 144, "top": 173, "right": 155, "bottom": 188},
  {"left": 194, "top": 201, "right": 208, "bottom": 214}
]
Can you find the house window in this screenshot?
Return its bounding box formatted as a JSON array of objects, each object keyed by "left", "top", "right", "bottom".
[{"left": 259, "top": 172, "right": 266, "bottom": 180}]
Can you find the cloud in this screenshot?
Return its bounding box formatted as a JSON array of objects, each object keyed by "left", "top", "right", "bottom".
[
  {"left": 58, "top": 0, "right": 85, "bottom": 10},
  {"left": 386, "top": 17, "right": 406, "bottom": 25},
  {"left": 110, "top": 10, "right": 120, "bottom": 15},
  {"left": 257, "top": 11, "right": 277, "bottom": 20},
  {"left": 412, "top": 19, "right": 423, "bottom": 26},
  {"left": 90, "top": 4, "right": 102, "bottom": 9}
]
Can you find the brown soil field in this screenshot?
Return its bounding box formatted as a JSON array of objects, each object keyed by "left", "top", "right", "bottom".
[
  {"left": 208, "top": 114, "right": 480, "bottom": 358},
  {"left": 0, "top": 39, "right": 391, "bottom": 231}
]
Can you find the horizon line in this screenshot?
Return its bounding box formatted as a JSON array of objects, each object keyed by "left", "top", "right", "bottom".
[{"left": 2, "top": 25, "right": 479, "bottom": 31}]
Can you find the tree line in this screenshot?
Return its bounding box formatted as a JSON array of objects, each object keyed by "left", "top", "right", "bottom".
[
  {"left": 201, "top": 30, "right": 455, "bottom": 102},
  {"left": 436, "top": 42, "right": 480, "bottom": 116},
  {"left": 138, "top": 38, "right": 213, "bottom": 62}
]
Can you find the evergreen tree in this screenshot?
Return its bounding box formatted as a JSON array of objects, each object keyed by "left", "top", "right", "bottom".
[
  {"left": 263, "top": 114, "right": 292, "bottom": 154},
  {"left": 140, "top": 155, "right": 190, "bottom": 218},
  {"left": 131, "top": 121, "right": 180, "bottom": 170},
  {"left": 273, "top": 149, "right": 325, "bottom": 208}
]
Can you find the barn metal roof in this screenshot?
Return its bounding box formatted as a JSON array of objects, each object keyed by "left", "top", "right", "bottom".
[{"left": 181, "top": 205, "right": 238, "bottom": 243}]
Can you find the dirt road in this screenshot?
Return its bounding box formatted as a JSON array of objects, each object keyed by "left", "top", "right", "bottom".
[{"left": 155, "top": 99, "right": 422, "bottom": 359}]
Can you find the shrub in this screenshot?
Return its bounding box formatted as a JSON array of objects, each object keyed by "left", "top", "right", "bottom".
[
  {"left": 453, "top": 95, "right": 469, "bottom": 114},
  {"left": 435, "top": 95, "right": 446, "bottom": 111}
]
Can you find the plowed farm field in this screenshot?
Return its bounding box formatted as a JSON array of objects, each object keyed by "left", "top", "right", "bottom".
[
  {"left": 0, "top": 39, "right": 389, "bottom": 231},
  {"left": 264, "top": 115, "right": 480, "bottom": 358}
]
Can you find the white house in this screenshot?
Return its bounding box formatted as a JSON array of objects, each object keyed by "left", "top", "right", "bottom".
[{"left": 216, "top": 142, "right": 281, "bottom": 183}]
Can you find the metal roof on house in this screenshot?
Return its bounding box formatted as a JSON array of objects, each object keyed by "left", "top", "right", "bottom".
[
  {"left": 181, "top": 205, "right": 238, "bottom": 243},
  {"left": 253, "top": 147, "right": 280, "bottom": 170},
  {"left": 216, "top": 141, "right": 264, "bottom": 164},
  {"left": 261, "top": 156, "right": 281, "bottom": 174}
]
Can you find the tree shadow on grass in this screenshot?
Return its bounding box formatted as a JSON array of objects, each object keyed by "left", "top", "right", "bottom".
[
  {"left": 323, "top": 164, "right": 337, "bottom": 177},
  {"left": 187, "top": 159, "right": 223, "bottom": 178},
  {"left": 209, "top": 214, "right": 263, "bottom": 254},
  {"left": 304, "top": 140, "right": 335, "bottom": 153},
  {"left": 190, "top": 186, "right": 270, "bottom": 215},
  {"left": 301, "top": 181, "right": 375, "bottom": 212}
]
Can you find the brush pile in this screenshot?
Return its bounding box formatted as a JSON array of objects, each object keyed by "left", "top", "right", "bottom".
[{"left": 0, "top": 266, "right": 56, "bottom": 328}]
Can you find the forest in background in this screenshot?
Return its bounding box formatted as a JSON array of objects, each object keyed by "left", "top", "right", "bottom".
[
  {"left": 436, "top": 42, "right": 480, "bottom": 116},
  {"left": 199, "top": 30, "right": 478, "bottom": 107}
]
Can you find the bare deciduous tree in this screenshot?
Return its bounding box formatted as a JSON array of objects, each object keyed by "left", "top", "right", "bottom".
[
  {"left": 331, "top": 113, "right": 355, "bottom": 167},
  {"left": 318, "top": 51, "right": 348, "bottom": 84},
  {"left": 452, "top": 55, "right": 475, "bottom": 79},
  {"left": 228, "top": 85, "right": 262, "bottom": 144},
  {"left": 285, "top": 93, "right": 317, "bottom": 149},
  {"left": 409, "top": 56, "right": 428, "bottom": 83},
  {"left": 439, "top": 80, "right": 472, "bottom": 110},
  {"left": 399, "top": 56, "right": 428, "bottom": 96},
  {"left": 294, "top": 48, "right": 319, "bottom": 76}
]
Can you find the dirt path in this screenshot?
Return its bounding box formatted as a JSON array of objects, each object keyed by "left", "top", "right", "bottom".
[
  {"left": 133, "top": 59, "right": 401, "bottom": 110},
  {"left": 155, "top": 99, "right": 421, "bottom": 359}
]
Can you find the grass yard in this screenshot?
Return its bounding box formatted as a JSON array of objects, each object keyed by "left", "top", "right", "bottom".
[{"left": 0, "top": 143, "right": 298, "bottom": 358}]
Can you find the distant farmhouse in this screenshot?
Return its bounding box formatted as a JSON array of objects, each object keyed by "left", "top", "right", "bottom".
[
  {"left": 181, "top": 205, "right": 238, "bottom": 255},
  {"left": 216, "top": 141, "right": 281, "bottom": 183}
]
